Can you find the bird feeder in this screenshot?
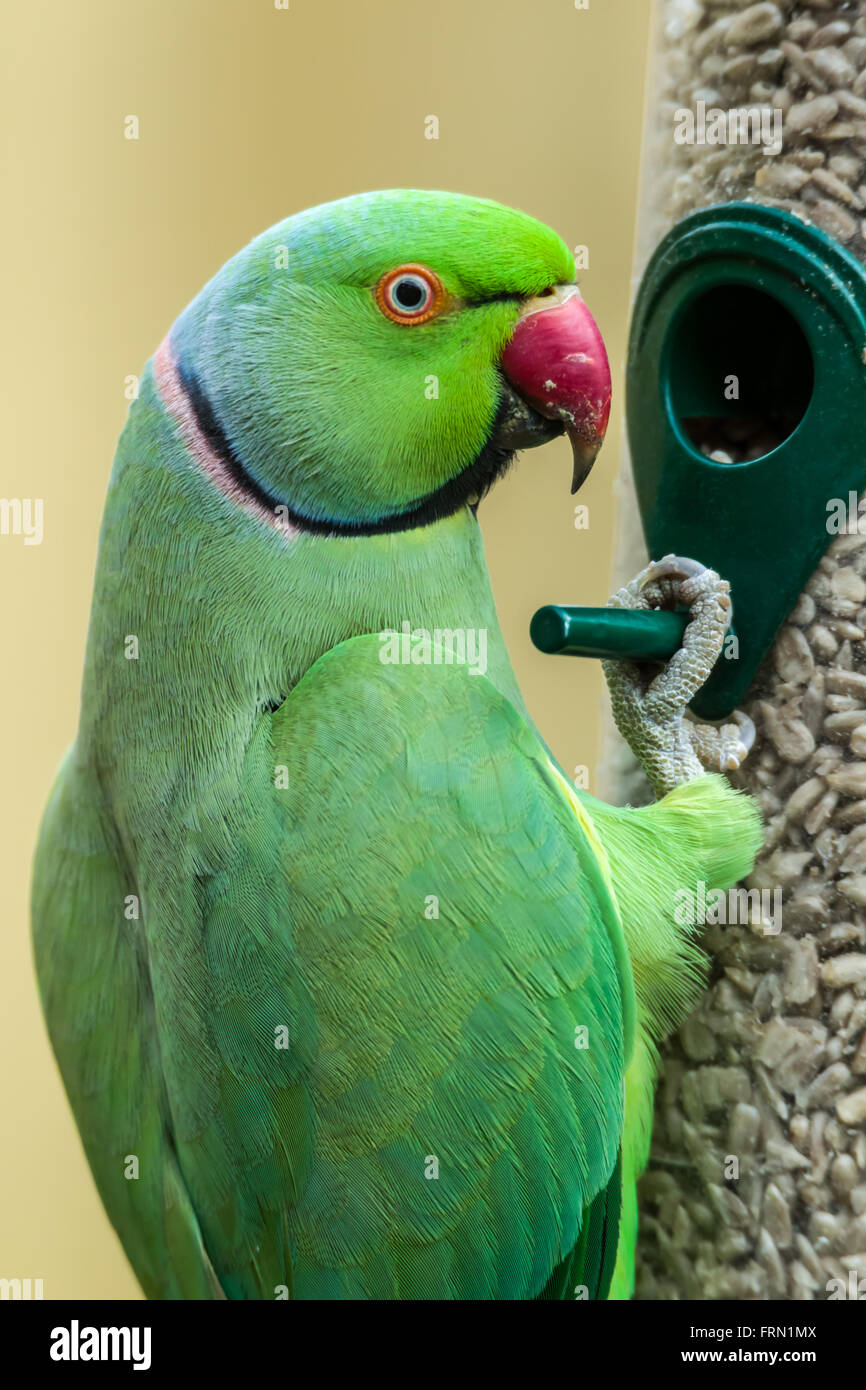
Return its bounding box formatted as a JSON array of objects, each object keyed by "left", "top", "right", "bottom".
[
  {"left": 534, "top": 1, "right": 866, "bottom": 1300},
  {"left": 534, "top": 202, "right": 866, "bottom": 720}
]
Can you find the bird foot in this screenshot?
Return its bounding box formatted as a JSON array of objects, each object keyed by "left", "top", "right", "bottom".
[{"left": 602, "top": 555, "right": 753, "bottom": 798}]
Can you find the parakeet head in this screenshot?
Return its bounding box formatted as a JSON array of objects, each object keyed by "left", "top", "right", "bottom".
[{"left": 158, "top": 189, "right": 611, "bottom": 536}]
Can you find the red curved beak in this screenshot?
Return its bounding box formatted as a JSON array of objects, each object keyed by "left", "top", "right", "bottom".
[{"left": 500, "top": 285, "right": 612, "bottom": 493}]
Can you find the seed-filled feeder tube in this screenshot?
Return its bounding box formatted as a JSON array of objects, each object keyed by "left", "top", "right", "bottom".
[{"left": 534, "top": 0, "right": 866, "bottom": 1300}]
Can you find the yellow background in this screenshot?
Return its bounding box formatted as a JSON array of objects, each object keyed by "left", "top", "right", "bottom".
[{"left": 1, "top": 0, "right": 650, "bottom": 1297}]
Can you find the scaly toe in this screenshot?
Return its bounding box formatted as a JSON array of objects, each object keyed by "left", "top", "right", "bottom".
[{"left": 638, "top": 554, "right": 706, "bottom": 589}]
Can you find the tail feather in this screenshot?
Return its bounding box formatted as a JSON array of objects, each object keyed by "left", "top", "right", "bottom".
[
  {"left": 537, "top": 1152, "right": 623, "bottom": 1301},
  {"left": 579, "top": 774, "right": 762, "bottom": 1298}
]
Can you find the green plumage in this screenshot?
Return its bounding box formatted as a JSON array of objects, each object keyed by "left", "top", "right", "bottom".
[{"left": 31, "top": 190, "right": 761, "bottom": 1299}]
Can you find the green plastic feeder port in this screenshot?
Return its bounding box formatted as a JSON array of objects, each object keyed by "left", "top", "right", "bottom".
[{"left": 531, "top": 202, "right": 866, "bottom": 722}]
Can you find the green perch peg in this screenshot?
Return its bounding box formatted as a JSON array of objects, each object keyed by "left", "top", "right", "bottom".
[{"left": 530, "top": 605, "right": 689, "bottom": 663}]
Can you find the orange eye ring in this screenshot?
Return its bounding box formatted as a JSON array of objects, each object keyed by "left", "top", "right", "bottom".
[{"left": 375, "top": 264, "right": 447, "bottom": 325}]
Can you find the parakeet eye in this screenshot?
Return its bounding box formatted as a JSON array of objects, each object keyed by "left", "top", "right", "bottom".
[{"left": 375, "top": 264, "right": 446, "bottom": 325}]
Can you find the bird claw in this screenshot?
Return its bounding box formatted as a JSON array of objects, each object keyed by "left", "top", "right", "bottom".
[
  {"left": 602, "top": 555, "right": 752, "bottom": 796},
  {"left": 610, "top": 554, "right": 712, "bottom": 613},
  {"left": 686, "top": 709, "right": 756, "bottom": 775}
]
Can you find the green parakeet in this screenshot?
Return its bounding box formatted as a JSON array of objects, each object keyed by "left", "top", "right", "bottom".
[{"left": 32, "top": 189, "right": 761, "bottom": 1301}]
